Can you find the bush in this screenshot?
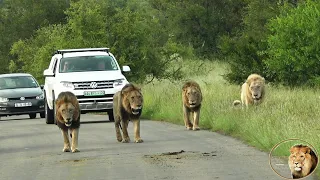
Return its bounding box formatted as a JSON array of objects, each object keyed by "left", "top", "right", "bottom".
[
  {"left": 218, "top": 0, "right": 281, "bottom": 84},
  {"left": 265, "top": 0, "right": 320, "bottom": 87}
]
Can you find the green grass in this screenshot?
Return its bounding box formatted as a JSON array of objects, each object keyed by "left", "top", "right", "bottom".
[{"left": 139, "top": 59, "right": 320, "bottom": 177}]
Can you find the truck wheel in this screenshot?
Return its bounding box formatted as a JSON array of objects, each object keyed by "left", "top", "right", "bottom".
[
  {"left": 108, "top": 110, "right": 114, "bottom": 122},
  {"left": 45, "top": 93, "right": 54, "bottom": 124}
]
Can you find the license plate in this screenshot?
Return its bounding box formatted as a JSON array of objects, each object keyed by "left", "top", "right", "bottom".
[
  {"left": 83, "top": 90, "right": 105, "bottom": 96},
  {"left": 15, "top": 102, "right": 32, "bottom": 107}
]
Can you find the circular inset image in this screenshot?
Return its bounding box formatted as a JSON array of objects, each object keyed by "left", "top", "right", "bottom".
[{"left": 269, "top": 139, "right": 318, "bottom": 179}]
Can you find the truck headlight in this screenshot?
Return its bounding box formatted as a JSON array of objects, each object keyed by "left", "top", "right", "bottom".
[
  {"left": 113, "top": 79, "right": 126, "bottom": 88},
  {"left": 0, "top": 97, "right": 9, "bottom": 103},
  {"left": 36, "top": 93, "right": 44, "bottom": 99},
  {"left": 60, "top": 81, "right": 74, "bottom": 89}
]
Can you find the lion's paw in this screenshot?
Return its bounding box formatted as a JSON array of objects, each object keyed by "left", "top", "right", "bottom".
[
  {"left": 134, "top": 138, "right": 143, "bottom": 143},
  {"left": 122, "top": 137, "right": 130, "bottom": 143},
  {"left": 63, "top": 147, "right": 71, "bottom": 152},
  {"left": 117, "top": 137, "right": 123, "bottom": 142},
  {"left": 186, "top": 126, "right": 192, "bottom": 130},
  {"left": 71, "top": 148, "right": 80, "bottom": 153},
  {"left": 193, "top": 126, "right": 200, "bottom": 131}
]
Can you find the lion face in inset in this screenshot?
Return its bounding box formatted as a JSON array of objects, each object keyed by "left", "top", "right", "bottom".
[
  {"left": 58, "top": 102, "right": 75, "bottom": 127},
  {"left": 182, "top": 81, "right": 202, "bottom": 109},
  {"left": 122, "top": 85, "right": 143, "bottom": 115},
  {"left": 288, "top": 145, "right": 318, "bottom": 178}
]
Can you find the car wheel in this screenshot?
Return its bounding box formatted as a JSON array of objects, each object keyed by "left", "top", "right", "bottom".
[
  {"left": 45, "top": 92, "right": 54, "bottom": 124},
  {"left": 29, "top": 113, "right": 37, "bottom": 119},
  {"left": 108, "top": 110, "right": 114, "bottom": 122},
  {"left": 40, "top": 112, "right": 45, "bottom": 118}
]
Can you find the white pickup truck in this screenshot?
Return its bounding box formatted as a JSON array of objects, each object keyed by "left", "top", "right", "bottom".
[{"left": 43, "top": 48, "right": 130, "bottom": 124}]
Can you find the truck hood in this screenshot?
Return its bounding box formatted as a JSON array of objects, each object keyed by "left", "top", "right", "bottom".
[{"left": 56, "top": 71, "right": 126, "bottom": 82}]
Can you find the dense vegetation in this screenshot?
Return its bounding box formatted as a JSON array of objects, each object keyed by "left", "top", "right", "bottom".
[{"left": 1, "top": 0, "right": 319, "bottom": 86}]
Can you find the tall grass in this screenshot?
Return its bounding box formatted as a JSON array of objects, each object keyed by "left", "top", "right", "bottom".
[{"left": 140, "top": 59, "right": 320, "bottom": 177}]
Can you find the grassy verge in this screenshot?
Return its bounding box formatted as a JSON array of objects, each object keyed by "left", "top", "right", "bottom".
[{"left": 140, "top": 59, "right": 320, "bottom": 177}]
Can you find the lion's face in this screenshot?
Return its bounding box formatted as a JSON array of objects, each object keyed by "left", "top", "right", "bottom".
[
  {"left": 249, "top": 82, "right": 264, "bottom": 100},
  {"left": 185, "top": 87, "right": 201, "bottom": 108},
  {"left": 126, "top": 90, "right": 143, "bottom": 115},
  {"left": 288, "top": 145, "right": 315, "bottom": 176},
  {"left": 58, "top": 102, "right": 75, "bottom": 127},
  {"left": 289, "top": 151, "right": 307, "bottom": 172}
]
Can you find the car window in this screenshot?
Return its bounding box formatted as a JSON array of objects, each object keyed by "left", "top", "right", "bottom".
[
  {"left": 59, "top": 55, "right": 119, "bottom": 73},
  {"left": 0, "top": 76, "right": 39, "bottom": 90}
]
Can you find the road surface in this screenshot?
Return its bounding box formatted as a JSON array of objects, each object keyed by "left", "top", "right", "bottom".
[{"left": 0, "top": 114, "right": 316, "bottom": 180}]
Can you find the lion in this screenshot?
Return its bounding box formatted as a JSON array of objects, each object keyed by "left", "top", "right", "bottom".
[
  {"left": 182, "top": 80, "right": 203, "bottom": 131},
  {"left": 113, "top": 83, "right": 143, "bottom": 143},
  {"left": 233, "top": 74, "right": 265, "bottom": 107},
  {"left": 288, "top": 144, "right": 318, "bottom": 179},
  {"left": 55, "top": 91, "right": 80, "bottom": 153}
]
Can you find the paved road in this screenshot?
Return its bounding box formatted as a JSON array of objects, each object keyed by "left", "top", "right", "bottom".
[{"left": 0, "top": 114, "right": 316, "bottom": 180}]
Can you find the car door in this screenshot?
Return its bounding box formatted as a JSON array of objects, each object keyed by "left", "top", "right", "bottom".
[{"left": 45, "top": 56, "right": 58, "bottom": 108}]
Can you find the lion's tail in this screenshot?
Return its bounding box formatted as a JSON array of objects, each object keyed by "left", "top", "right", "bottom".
[{"left": 233, "top": 100, "right": 241, "bottom": 106}]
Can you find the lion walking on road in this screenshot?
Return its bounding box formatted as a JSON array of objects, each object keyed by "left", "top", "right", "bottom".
[
  {"left": 182, "top": 80, "right": 203, "bottom": 131},
  {"left": 55, "top": 91, "right": 80, "bottom": 153},
  {"left": 233, "top": 74, "right": 265, "bottom": 107},
  {"left": 113, "top": 83, "right": 144, "bottom": 143}
]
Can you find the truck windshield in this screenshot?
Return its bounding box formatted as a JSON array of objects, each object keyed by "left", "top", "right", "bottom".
[{"left": 59, "top": 55, "right": 119, "bottom": 73}]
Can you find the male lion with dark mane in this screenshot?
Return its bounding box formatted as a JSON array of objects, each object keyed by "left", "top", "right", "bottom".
[
  {"left": 288, "top": 144, "right": 318, "bottom": 179},
  {"left": 55, "top": 91, "right": 80, "bottom": 153},
  {"left": 182, "top": 80, "right": 202, "bottom": 131},
  {"left": 113, "top": 83, "right": 143, "bottom": 143},
  {"left": 233, "top": 73, "right": 265, "bottom": 107}
]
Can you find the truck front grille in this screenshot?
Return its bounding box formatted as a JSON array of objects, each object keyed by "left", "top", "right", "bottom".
[{"left": 73, "top": 81, "right": 115, "bottom": 90}]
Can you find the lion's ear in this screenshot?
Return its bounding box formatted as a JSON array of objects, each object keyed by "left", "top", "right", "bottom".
[
  {"left": 305, "top": 147, "right": 311, "bottom": 154},
  {"left": 290, "top": 147, "right": 294, "bottom": 154}
]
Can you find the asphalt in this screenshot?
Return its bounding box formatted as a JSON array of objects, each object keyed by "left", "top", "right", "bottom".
[{"left": 0, "top": 114, "right": 316, "bottom": 180}]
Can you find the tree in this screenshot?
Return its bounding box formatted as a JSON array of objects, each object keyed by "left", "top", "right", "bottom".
[
  {"left": 266, "top": 0, "right": 320, "bottom": 86},
  {"left": 0, "top": 0, "right": 69, "bottom": 74},
  {"left": 10, "top": 0, "right": 193, "bottom": 84},
  {"left": 149, "top": 0, "right": 245, "bottom": 58}
]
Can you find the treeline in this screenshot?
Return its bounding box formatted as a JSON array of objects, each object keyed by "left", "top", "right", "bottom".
[{"left": 0, "top": 0, "right": 319, "bottom": 86}]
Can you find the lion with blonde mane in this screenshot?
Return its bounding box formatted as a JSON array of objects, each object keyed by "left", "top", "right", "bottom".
[
  {"left": 113, "top": 83, "right": 143, "bottom": 143},
  {"left": 182, "top": 80, "right": 202, "bottom": 131},
  {"left": 233, "top": 74, "right": 265, "bottom": 107},
  {"left": 288, "top": 144, "right": 318, "bottom": 179},
  {"left": 55, "top": 91, "right": 80, "bottom": 153}
]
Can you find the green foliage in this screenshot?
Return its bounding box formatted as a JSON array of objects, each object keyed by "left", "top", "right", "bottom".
[
  {"left": 10, "top": 24, "right": 69, "bottom": 84},
  {"left": 218, "top": 0, "right": 281, "bottom": 84},
  {"left": 266, "top": 0, "right": 320, "bottom": 87},
  {"left": 149, "top": 0, "right": 245, "bottom": 58},
  {"left": 0, "top": 0, "right": 69, "bottom": 74},
  {"left": 9, "top": 0, "right": 193, "bottom": 84}
]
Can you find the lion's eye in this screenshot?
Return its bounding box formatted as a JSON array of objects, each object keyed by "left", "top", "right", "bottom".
[
  {"left": 300, "top": 155, "right": 304, "bottom": 158},
  {"left": 131, "top": 96, "right": 134, "bottom": 100},
  {"left": 62, "top": 109, "right": 66, "bottom": 113}
]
